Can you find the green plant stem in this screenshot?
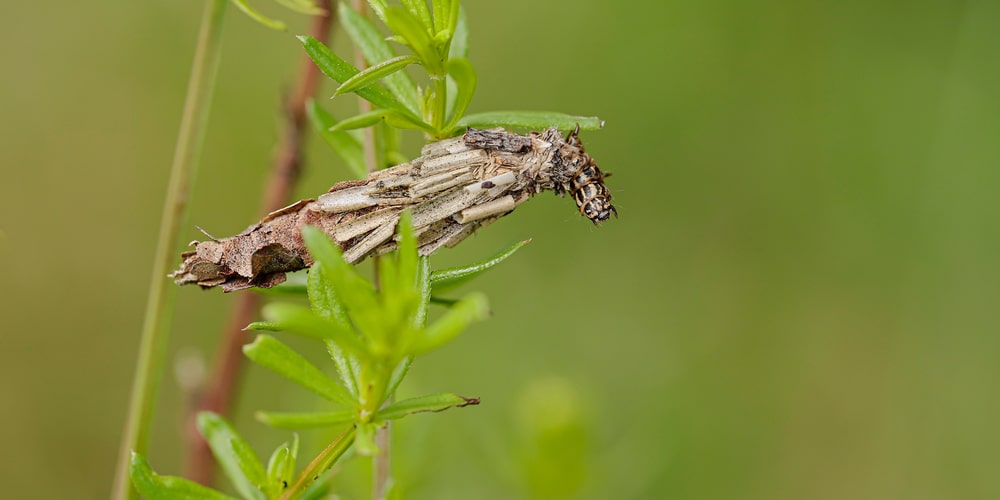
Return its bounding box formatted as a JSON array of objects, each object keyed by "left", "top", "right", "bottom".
[
  {"left": 111, "top": 1, "right": 228, "bottom": 498},
  {"left": 282, "top": 426, "right": 357, "bottom": 500},
  {"left": 432, "top": 74, "right": 447, "bottom": 134}
]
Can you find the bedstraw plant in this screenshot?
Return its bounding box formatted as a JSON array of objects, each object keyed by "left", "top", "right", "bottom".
[{"left": 122, "top": 0, "right": 603, "bottom": 498}]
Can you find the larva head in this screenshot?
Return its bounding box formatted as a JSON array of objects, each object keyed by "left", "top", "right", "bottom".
[{"left": 563, "top": 127, "right": 617, "bottom": 225}]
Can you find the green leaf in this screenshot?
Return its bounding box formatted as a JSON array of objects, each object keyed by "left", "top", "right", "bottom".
[
  {"left": 396, "top": 211, "right": 418, "bottom": 296},
  {"left": 196, "top": 412, "right": 267, "bottom": 500},
  {"left": 366, "top": 0, "right": 389, "bottom": 24},
  {"left": 283, "top": 426, "right": 355, "bottom": 499},
  {"left": 449, "top": 6, "right": 468, "bottom": 59},
  {"left": 307, "top": 100, "right": 367, "bottom": 178},
  {"left": 414, "top": 257, "right": 431, "bottom": 328},
  {"left": 354, "top": 422, "right": 380, "bottom": 456},
  {"left": 130, "top": 452, "right": 238, "bottom": 500},
  {"left": 431, "top": 239, "right": 530, "bottom": 293},
  {"left": 333, "top": 55, "right": 421, "bottom": 98},
  {"left": 445, "top": 57, "right": 476, "bottom": 128},
  {"left": 455, "top": 111, "right": 605, "bottom": 133},
  {"left": 330, "top": 108, "right": 436, "bottom": 135},
  {"left": 264, "top": 435, "right": 298, "bottom": 498},
  {"left": 382, "top": 356, "right": 413, "bottom": 404},
  {"left": 377, "top": 392, "right": 479, "bottom": 421},
  {"left": 326, "top": 341, "right": 361, "bottom": 399},
  {"left": 301, "top": 226, "right": 383, "bottom": 337},
  {"left": 261, "top": 303, "right": 368, "bottom": 359},
  {"left": 410, "top": 292, "right": 489, "bottom": 355},
  {"left": 298, "top": 36, "right": 419, "bottom": 121},
  {"left": 230, "top": 0, "right": 286, "bottom": 30},
  {"left": 244, "top": 335, "right": 357, "bottom": 407},
  {"left": 401, "top": 0, "right": 434, "bottom": 35},
  {"left": 273, "top": 0, "right": 325, "bottom": 15},
  {"left": 256, "top": 410, "right": 356, "bottom": 429},
  {"left": 431, "top": 0, "right": 451, "bottom": 34},
  {"left": 338, "top": 3, "right": 421, "bottom": 114},
  {"left": 384, "top": 7, "right": 440, "bottom": 71},
  {"left": 308, "top": 258, "right": 352, "bottom": 326}
]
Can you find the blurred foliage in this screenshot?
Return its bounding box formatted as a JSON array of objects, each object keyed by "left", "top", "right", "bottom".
[{"left": 2, "top": 0, "right": 1000, "bottom": 498}]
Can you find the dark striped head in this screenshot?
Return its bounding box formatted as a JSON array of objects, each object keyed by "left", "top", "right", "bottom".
[{"left": 563, "top": 128, "right": 617, "bottom": 224}]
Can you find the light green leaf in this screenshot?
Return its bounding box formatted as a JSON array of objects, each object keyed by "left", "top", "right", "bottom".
[
  {"left": 333, "top": 55, "right": 421, "bottom": 98},
  {"left": 130, "top": 452, "right": 237, "bottom": 500},
  {"left": 338, "top": 3, "right": 421, "bottom": 114},
  {"left": 244, "top": 335, "right": 356, "bottom": 407},
  {"left": 455, "top": 111, "right": 605, "bottom": 133},
  {"left": 377, "top": 392, "right": 479, "bottom": 421},
  {"left": 366, "top": 0, "right": 389, "bottom": 24},
  {"left": 298, "top": 36, "right": 419, "bottom": 121},
  {"left": 326, "top": 341, "right": 361, "bottom": 399},
  {"left": 384, "top": 7, "right": 440, "bottom": 71},
  {"left": 445, "top": 57, "right": 476, "bottom": 128},
  {"left": 431, "top": 239, "right": 530, "bottom": 293},
  {"left": 230, "top": 0, "right": 286, "bottom": 30},
  {"left": 283, "top": 426, "right": 355, "bottom": 499},
  {"left": 308, "top": 258, "right": 352, "bottom": 326},
  {"left": 264, "top": 435, "right": 298, "bottom": 498},
  {"left": 431, "top": 0, "right": 451, "bottom": 34},
  {"left": 307, "top": 100, "right": 367, "bottom": 178},
  {"left": 256, "top": 410, "right": 356, "bottom": 429},
  {"left": 382, "top": 356, "right": 413, "bottom": 404},
  {"left": 301, "top": 226, "right": 381, "bottom": 328},
  {"left": 196, "top": 412, "right": 267, "bottom": 500},
  {"left": 261, "top": 303, "right": 368, "bottom": 359},
  {"left": 401, "top": 0, "right": 434, "bottom": 35},
  {"left": 273, "top": 0, "right": 325, "bottom": 15},
  {"left": 329, "top": 108, "right": 437, "bottom": 135},
  {"left": 410, "top": 292, "right": 489, "bottom": 355},
  {"left": 450, "top": 6, "right": 468, "bottom": 59}
]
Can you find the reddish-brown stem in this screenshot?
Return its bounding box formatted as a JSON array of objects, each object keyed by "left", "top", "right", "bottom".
[{"left": 182, "top": 0, "right": 336, "bottom": 485}]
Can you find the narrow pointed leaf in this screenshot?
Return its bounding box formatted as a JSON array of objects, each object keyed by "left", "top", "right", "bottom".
[
  {"left": 338, "top": 3, "right": 421, "bottom": 113},
  {"left": 265, "top": 435, "right": 298, "bottom": 498},
  {"left": 401, "top": 0, "right": 434, "bottom": 34},
  {"left": 328, "top": 108, "right": 391, "bottom": 132},
  {"left": 410, "top": 292, "right": 489, "bottom": 355},
  {"left": 329, "top": 108, "right": 437, "bottom": 135},
  {"left": 196, "top": 412, "right": 268, "bottom": 500},
  {"left": 333, "top": 55, "right": 421, "bottom": 98},
  {"left": 445, "top": 57, "right": 476, "bottom": 128},
  {"left": 445, "top": 7, "right": 469, "bottom": 118},
  {"left": 431, "top": 239, "right": 530, "bottom": 293},
  {"left": 231, "top": 0, "right": 286, "bottom": 30},
  {"left": 130, "top": 453, "right": 238, "bottom": 500},
  {"left": 326, "top": 341, "right": 361, "bottom": 399},
  {"left": 384, "top": 7, "right": 439, "bottom": 70},
  {"left": 244, "top": 335, "right": 356, "bottom": 407},
  {"left": 383, "top": 356, "right": 413, "bottom": 404},
  {"left": 431, "top": 0, "right": 451, "bottom": 34},
  {"left": 366, "top": 0, "right": 389, "bottom": 24},
  {"left": 273, "top": 0, "right": 325, "bottom": 15},
  {"left": 283, "top": 426, "right": 355, "bottom": 499},
  {"left": 298, "top": 36, "right": 419, "bottom": 121},
  {"left": 307, "top": 100, "right": 366, "bottom": 178},
  {"left": 450, "top": 6, "right": 468, "bottom": 59},
  {"left": 413, "top": 257, "right": 431, "bottom": 327},
  {"left": 455, "top": 111, "right": 605, "bottom": 132},
  {"left": 301, "top": 226, "right": 381, "bottom": 326},
  {"left": 261, "top": 303, "right": 367, "bottom": 359},
  {"left": 377, "top": 392, "right": 479, "bottom": 421},
  {"left": 307, "top": 260, "right": 351, "bottom": 326},
  {"left": 256, "top": 410, "right": 356, "bottom": 429}
]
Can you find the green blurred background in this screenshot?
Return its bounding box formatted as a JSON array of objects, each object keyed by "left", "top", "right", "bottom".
[{"left": 3, "top": 0, "right": 999, "bottom": 498}]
